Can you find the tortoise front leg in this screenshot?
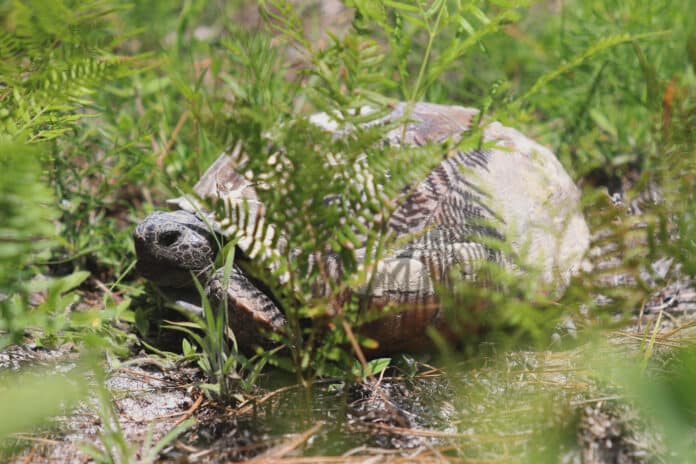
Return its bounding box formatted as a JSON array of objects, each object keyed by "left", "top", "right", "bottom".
[{"left": 206, "top": 266, "right": 287, "bottom": 351}]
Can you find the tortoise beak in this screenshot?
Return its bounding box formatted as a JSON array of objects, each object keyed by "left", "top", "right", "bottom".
[{"left": 133, "top": 210, "right": 218, "bottom": 288}]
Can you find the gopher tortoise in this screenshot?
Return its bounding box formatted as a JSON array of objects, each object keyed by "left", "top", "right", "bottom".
[{"left": 134, "top": 102, "right": 589, "bottom": 354}]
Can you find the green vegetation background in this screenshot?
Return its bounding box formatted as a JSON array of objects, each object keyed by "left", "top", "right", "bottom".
[{"left": 1, "top": 0, "right": 695, "bottom": 461}]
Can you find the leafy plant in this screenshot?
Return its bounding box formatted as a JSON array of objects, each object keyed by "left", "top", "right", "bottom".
[
  {"left": 195, "top": 8, "right": 448, "bottom": 382},
  {"left": 0, "top": 142, "right": 58, "bottom": 347},
  {"left": 164, "top": 266, "right": 240, "bottom": 400},
  {"left": 0, "top": 0, "right": 147, "bottom": 347}
]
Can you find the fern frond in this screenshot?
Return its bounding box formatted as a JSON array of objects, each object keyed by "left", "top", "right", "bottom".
[{"left": 0, "top": 0, "right": 143, "bottom": 142}]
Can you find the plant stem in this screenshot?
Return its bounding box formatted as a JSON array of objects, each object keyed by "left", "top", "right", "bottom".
[
  {"left": 402, "top": 2, "right": 446, "bottom": 142},
  {"left": 409, "top": 4, "right": 446, "bottom": 104}
]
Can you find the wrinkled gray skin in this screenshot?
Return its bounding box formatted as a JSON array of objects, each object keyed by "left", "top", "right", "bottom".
[
  {"left": 134, "top": 210, "right": 217, "bottom": 289},
  {"left": 134, "top": 102, "right": 590, "bottom": 354}
]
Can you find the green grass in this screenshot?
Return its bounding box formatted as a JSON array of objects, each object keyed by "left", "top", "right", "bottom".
[{"left": 1, "top": 0, "right": 696, "bottom": 461}]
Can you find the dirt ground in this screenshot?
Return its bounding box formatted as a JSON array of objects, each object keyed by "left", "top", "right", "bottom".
[{"left": 3, "top": 270, "right": 695, "bottom": 463}]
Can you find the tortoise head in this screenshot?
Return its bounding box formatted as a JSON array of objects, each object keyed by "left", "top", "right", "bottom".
[{"left": 133, "top": 210, "right": 218, "bottom": 288}]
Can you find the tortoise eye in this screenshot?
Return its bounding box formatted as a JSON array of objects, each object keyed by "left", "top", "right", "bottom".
[{"left": 158, "top": 230, "right": 180, "bottom": 247}]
